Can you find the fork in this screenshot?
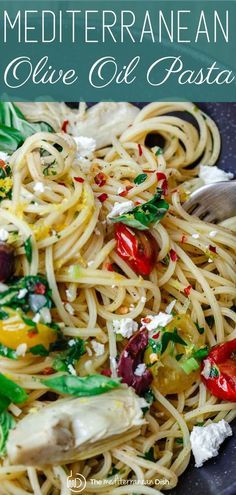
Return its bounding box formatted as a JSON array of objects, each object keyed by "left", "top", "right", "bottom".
[{"left": 183, "top": 180, "right": 236, "bottom": 223}]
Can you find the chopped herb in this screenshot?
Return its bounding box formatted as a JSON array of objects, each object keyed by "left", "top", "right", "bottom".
[
  {"left": 209, "top": 365, "right": 220, "bottom": 378},
  {"left": 196, "top": 421, "right": 204, "bottom": 427},
  {"left": 134, "top": 173, "right": 147, "bottom": 185},
  {"left": 107, "top": 466, "right": 119, "bottom": 478},
  {"left": 149, "top": 338, "right": 162, "bottom": 354},
  {"left": 53, "top": 338, "right": 85, "bottom": 374},
  {"left": 0, "top": 309, "right": 9, "bottom": 320},
  {"left": 0, "top": 344, "right": 17, "bottom": 360},
  {"left": 195, "top": 322, "right": 205, "bottom": 335},
  {"left": 0, "top": 395, "right": 11, "bottom": 413},
  {"left": 161, "top": 328, "right": 187, "bottom": 354},
  {"left": 175, "top": 437, "right": 183, "bottom": 445},
  {"left": 192, "top": 346, "right": 209, "bottom": 361},
  {"left": 0, "top": 411, "right": 15, "bottom": 456},
  {"left": 142, "top": 388, "right": 155, "bottom": 414},
  {"left": 175, "top": 353, "right": 184, "bottom": 361},
  {"left": 180, "top": 357, "right": 199, "bottom": 374},
  {"left": 110, "top": 188, "right": 169, "bottom": 230},
  {"left": 155, "top": 147, "right": 163, "bottom": 156},
  {"left": 42, "top": 374, "right": 121, "bottom": 397},
  {"left": 24, "top": 237, "right": 32, "bottom": 263},
  {"left": 29, "top": 344, "right": 49, "bottom": 357}
]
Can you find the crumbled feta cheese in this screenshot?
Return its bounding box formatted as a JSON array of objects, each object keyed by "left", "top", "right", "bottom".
[
  {"left": 15, "top": 343, "right": 27, "bottom": 357},
  {"left": 39, "top": 307, "right": 52, "bottom": 324},
  {"left": 65, "top": 303, "right": 74, "bottom": 315},
  {"left": 91, "top": 340, "right": 105, "bottom": 356},
  {"left": 73, "top": 136, "right": 96, "bottom": 158},
  {"left": 190, "top": 420, "right": 232, "bottom": 468},
  {"left": 33, "top": 182, "right": 45, "bottom": 194},
  {"left": 68, "top": 364, "right": 76, "bottom": 376},
  {"left": 208, "top": 258, "right": 213, "bottom": 263},
  {"left": 113, "top": 318, "right": 138, "bottom": 339},
  {"left": 192, "top": 233, "right": 200, "bottom": 239},
  {"left": 209, "top": 230, "right": 218, "bottom": 238},
  {"left": 201, "top": 359, "right": 212, "bottom": 379},
  {"left": 68, "top": 339, "right": 76, "bottom": 347},
  {"left": 65, "top": 289, "right": 74, "bottom": 302},
  {"left": 0, "top": 152, "right": 9, "bottom": 162},
  {"left": 107, "top": 201, "right": 134, "bottom": 219},
  {"left": 87, "top": 260, "right": 94, "bottom": 267},
  {"left": 32, "top": 313, "right": 41, "bottom": 323},
  {"left": 17, "top": 288, "right": 28, "bottom": 299},
  {"left": 141, "top": 312, "right": 173, "bottom": 331},
  {"left": 199, "top": 165, "right": 234, "bottom": 184},
  {"left": 134, "top": 363, "right": 147, "bottom": 377},
  {"left": 141, "top": 296, "right": 146, "bottom": 303},
  {"left": 0, "top": 228, "right": 9, "bottom": 241},
  {"left": 165, "top": 300, "right": 176, "bottom": 315}
]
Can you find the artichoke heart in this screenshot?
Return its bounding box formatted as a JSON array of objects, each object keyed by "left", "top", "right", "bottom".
[{"left": 7, "top": 387, "right": 146, "bottom": 466}]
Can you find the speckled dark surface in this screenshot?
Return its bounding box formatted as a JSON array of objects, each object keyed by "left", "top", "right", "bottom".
[{"left": 68, "top": 102, "right": 236, "bottom": 495}]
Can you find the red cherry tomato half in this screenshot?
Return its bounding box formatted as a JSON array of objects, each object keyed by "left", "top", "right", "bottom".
[
  {"left": 114, "top": 223, "right": 158, "bottom": 276},
  {"left": 201, "top": 338, "right": 236, "bottom": 402}
]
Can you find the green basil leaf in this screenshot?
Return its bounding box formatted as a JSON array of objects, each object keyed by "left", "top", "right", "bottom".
[
  {"left": 0, "top": 411, "right": 15, "bottom": 456},
  {"left": 161, "top": 328, "right": 187, "bottom": 354},
  {"left": 111, "top": 189, "right": 169, "bottom": 230},
  {"left": 0, "top": 373, "right": 28, "bottom": 404},
  {"left": 24, "top": 237, "right": 32, "bottom": 263},
  {"left": 175, "top": 437, "right": 183, "bottom": 445},
  {"left": 0, "top": 395, "right": 11, "bottom": 413},
  {"left": 0, "top": 124, "right": 23, "bottom": 153},
  {"left": 42, "top": 374, "right": 121, "bottom": 397},
  {"left": 144, "top": 447, "right": 155, "bottom": 461},
  {"left": 134, "top": 173, "right": 147, "bottom": 185},
  {"left": 192, "top": 346, "right": 209, "bottom": 361}
]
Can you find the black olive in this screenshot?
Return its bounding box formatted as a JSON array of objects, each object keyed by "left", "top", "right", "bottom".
[{"left": 0, "top": 242, "right": 15, "bottom": 281}]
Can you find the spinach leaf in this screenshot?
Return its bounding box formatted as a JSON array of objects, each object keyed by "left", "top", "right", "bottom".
[
  {"left": 194, "top": 322, "right": 205, "bottom": 335},
  {"left": 111, "top": 189, "right": 169, "bottom": 230},
  {"left": 53, "top": 338, "right": 85, "bottom": 374},
  {"left": 0, "top": 395, "right": 11, "bottom": 413},
  {"left": 29, "top": 344, "right": 49, "bottom": 357},
  {"left": 0, "top": 411, "right": 15, "bottom": 456},
  {"left": 0, "top": 373, "right": 28, "bottom": 404},
  {"left": 42, "top": 374, "right": 121, "bottom": 397},
  {"left": 161, "top": 328, "right": 187, "bottom": 354},
  {"left": 0, "top": 103, "right": 53, "bottom": 153},
  {"left": 24, "top": 237, "right": 32, "bottom": 263}
]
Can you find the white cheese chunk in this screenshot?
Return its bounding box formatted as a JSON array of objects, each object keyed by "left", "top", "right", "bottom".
[
  {"left": 33, "top": 182, "right": 45, "bottom": 194},
  {"left": 15, "top": 343, "right": 27, "bottom": 357},
  {"left": 73, "top": 136, "right": 96, "bottom": 158},
  {"left": 113, "top": 318, "right": 138, "bottom": 339},
  {"left": 141, "top": 312, "right": 173, "bottom": 331},
  {"left": 134, "top": 363, "right": 147, "bottom": 377},
  {"left": 190, "top": 420, "right": 233, "bottom": 468},
  {"left": 108, "top": 201, "right": 134, "bottom": 219},
  {"left": 91, "top": 340, "right": 105, "bottom": 357},
  {"left": 0, "top": 229, "right": 9, "bottom": 241},
  {"left": 199, "top": 165, "right": 233, "bottom": 184},
  {"left": 17, "top": 288, "right": 28, "bottom": 299},
  {"left": 39, "top": 307, "right": 52, "bottom": 324}
]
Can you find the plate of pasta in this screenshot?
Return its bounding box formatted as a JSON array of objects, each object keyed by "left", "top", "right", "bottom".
[{"left": 0, "top": 100, "right": 235, "bottom": 495}]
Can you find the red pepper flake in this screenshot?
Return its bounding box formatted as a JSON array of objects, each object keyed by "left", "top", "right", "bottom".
[
  {"left": 101, "top": 369, "right": 112, "bottom": 377},
  {"left": 74, "top": 177, "right": 84, "bottom": 183},
  {"left": 28, "top": 329, "right": 38, "bottom": 338},
  {"left": 152, "top": 331, "right": 160, "bottom": 340},
  {"left": 0, "top": 160, "right": 6, "bottom": 169},
  {"left": 181, "top": 235, "right": 188, "bottom": 244},
  {"left": 156, "top": 172, "right": 168, "bottom": 196},
  {"left": 135, "top": 201, "right": 142, "bottom": 205},
  {"left": 98, "top": 193, "right": 108, "bottom": 203},
  {"left": 184, "top": 285, "right": 192, "bottom": 297},
  {"left": 61, "top": 120, "right": 69, "bottom": 133},
  {"left": 94, "top": 172, "right": 107, "bottom": 187},
  {"left": 34, "top": 282, "right": 46, "bottom": 295},
  {"left": 209, "top": 245, "right": 217, "bottom": 254},
  {"left": 119, "top": 185, "right": 133, "bottom": 197},
  {"left": 169, "top": 249, "right": 178, "bottom": 262},
  {"left": 138, "top": 144, "right": 143, "bottom": 156},
  {"left": 42, "top": 367, "right": 54, "bottom": 375}
]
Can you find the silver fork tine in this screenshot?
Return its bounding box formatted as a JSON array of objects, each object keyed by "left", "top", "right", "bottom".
[{"left": 184, "top": 180, "right": 236, "bottom": 223}]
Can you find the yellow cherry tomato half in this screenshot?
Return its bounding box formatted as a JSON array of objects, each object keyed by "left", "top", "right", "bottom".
[
  {"left": 145, "top": 315, "right": 204, "bottom": 395},
  {"left": 0, "top": 307, "right": 57, "bottom": 352}
]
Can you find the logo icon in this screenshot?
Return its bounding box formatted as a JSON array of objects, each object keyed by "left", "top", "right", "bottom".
[{"left": 67, "top": 472, "right": 86, "bottom": 493}]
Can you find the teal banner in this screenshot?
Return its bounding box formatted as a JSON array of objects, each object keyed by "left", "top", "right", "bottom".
[{"left": 0, "top": 0, "right": 236, "bottom": 101}]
